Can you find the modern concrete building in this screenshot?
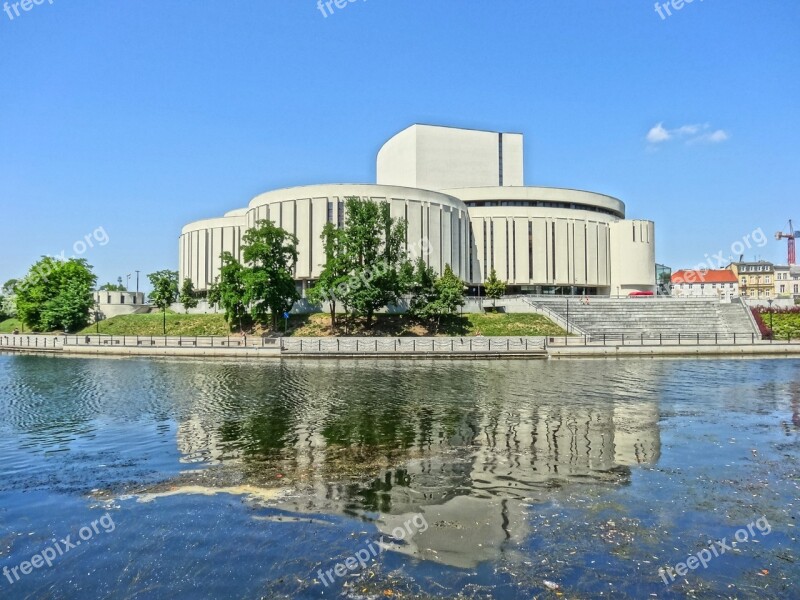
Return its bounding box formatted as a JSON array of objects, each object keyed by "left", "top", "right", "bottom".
[{"left": 180, "top": 125, "right": 656, "bottom": 296}]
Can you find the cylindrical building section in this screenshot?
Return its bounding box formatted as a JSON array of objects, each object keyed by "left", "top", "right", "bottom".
[
  {"left": 445, "top": 186, "right": 627, "bottom": 294},
  {"left": 181, "top": 184, "right": 470, "bottom": 292},
  {"left": 609, "top": 220, "right": 657, "bottom": 295},
  {"left": 178, "top": 209, "right": 247, "bottom": 290}
]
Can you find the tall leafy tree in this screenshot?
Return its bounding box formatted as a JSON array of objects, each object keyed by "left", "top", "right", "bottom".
[
  {"left": 431, "top": 264, "right": 466, "bottom": 330},
  {"left": 484, "top": 268, "right": 506, "bottom": 307},
  {"left": 1, "top": 279, "right": 19, "bottom": 321},
  {"left": 15, "top": 257, "right": 97, "bottom": 332},
  {"left": 308, "top": 222, "right": 350, "bottom": 330},
  {"left": 407, "top": 257, "right": 438, "bottom": 322},
  {"left": 207, "top": 278, "right": 221, "bottom": 312},
  {"left": 338, "top": 197, "right": 408, "bottom": 328},
  {"left": 217, "top": 252, "right": 249, "bottom": 332},
  {"left": 241, "top": 220, "right": 299, "bottom": 329},
  {"left": 179, "top": 278, "right": 199, "bottom": 313},
  {"left": 147, "top": 270, "right": 178, "bottom": 335}
]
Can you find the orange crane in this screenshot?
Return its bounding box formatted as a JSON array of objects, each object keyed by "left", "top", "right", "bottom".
[{"left": 775, "top": 220, "right": 798, "bottom": 265}]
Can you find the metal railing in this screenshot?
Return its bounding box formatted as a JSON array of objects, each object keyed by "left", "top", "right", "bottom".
[
  {"left": 279, "top": 336, "right": 546, "bottom": 354},
  {"left": 545, "top": 332, "right": 798, "bottom": 347},
  {"left": 0, "top": 334, "right": 280, "bottom": 350}
]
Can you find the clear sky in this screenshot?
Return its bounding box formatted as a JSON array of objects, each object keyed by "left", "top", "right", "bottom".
[{"left": 1, "top": 1, "right": 798, "bottom": 291}]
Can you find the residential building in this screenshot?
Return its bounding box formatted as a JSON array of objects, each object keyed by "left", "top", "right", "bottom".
[
  {"left": 774, "top": 265, "right": 800, "bottom": 300},
  {"left": 670, "top": 269, "right": 738, "bottom": 301},
  {"left": 729, "top": 261, "right": 775, "bottom": 300}
]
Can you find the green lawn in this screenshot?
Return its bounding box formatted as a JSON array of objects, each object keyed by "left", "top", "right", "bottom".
[
  {"left": 0, "top": 318, "right": 23, "bottom": 333},
  {"left": 759, "top": 312, "right": 800, "bottom": 340},
  {"left": 5, "top": 311, "right": 566, "bottom": 338},
  {"left": 78, "top": 312, "right": 231, "bottom": 336},
  {"left": 285, "top": 312, "right": 567, "bottom": 337}
]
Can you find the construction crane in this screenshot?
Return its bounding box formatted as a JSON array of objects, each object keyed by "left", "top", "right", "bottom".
[{"left": 775, "top": 220, "right": 799, "bottom": 265}]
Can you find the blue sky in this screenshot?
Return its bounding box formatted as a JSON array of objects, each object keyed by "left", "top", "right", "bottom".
[{"left": 1, "top": 1, "right": 798, "bottom": 291}]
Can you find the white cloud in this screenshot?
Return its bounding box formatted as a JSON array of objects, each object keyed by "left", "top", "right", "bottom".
[
  {"left": 704, "top": 129, "right": 729, "bottom": 143},
  {"left": 645, "top": 122, "right": 729, "bottom": 147},
  {"left": 646, "top": 123, "right": 671, "bottom": 143}
]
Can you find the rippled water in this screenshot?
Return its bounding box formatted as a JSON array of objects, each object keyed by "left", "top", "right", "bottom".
[{"left": 0, "top": 354, "right": 798, "bottom": 598}]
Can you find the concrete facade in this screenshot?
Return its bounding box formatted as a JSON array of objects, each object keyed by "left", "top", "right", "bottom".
[
  {"left": 179, "top": 125, "right": 656, "bottom": 296},
  {"left": 93, "top": 291, "right": 149, "bottom": 319}
]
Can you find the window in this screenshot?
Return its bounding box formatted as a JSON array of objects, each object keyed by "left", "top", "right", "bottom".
[
  {"left": 327, "top": 201, "right": 333, "bottom": 223},
  {"left": 483, "top": 221, "right": 488, "bottom": 270},
  {"left": 528, "top": 221, "right": 533, "bottom": 280},
  {"left": 766, "top": 276, "right": 771, "bottom": 284},
  {"left": 490, "top": 221, "right": 495, "bottom": 270},
  {"left": 337, "top": 202, "right": 344, "bottom": 228}
]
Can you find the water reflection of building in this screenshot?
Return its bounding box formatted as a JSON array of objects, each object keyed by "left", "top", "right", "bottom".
[{"left": 173, "top": 363, "right": 662, "bottom": 568}]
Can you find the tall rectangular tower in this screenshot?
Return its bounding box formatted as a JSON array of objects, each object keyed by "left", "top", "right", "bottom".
[{"left": 377, "top": 124, "right": 524, "bottom": 191}]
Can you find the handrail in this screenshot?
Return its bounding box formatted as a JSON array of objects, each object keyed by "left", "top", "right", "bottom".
[{"left": 518, "top": 297, "right": 590, "bottom": 336}]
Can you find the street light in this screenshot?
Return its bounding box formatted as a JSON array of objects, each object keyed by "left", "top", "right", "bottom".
[
  {"left": 767, "top": 298, "right": 774, "bottom": 339},
  {"left": 94, "top": 299, "right": 101, "bottom": 334}
]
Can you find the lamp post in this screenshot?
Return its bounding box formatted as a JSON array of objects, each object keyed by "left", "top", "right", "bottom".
[
  {"left": 94, "top": 300, "right": 101, "bottom": 334},
  {"left": 135, "top": 270, "right": 140, "bottom": 293},
  {"left": 767, "top": 298, "right": 774, "bottom": 339},
  {"left": 566, "top": 297, "right": 570, "bottom": 334}
]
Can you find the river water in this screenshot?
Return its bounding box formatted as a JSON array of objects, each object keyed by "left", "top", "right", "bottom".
[{"left": 0, "top": 354, "right": 798, "bottom": 598}]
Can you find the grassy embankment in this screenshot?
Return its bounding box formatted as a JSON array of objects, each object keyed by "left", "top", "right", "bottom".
[
  {"left": 59, "top": 311, "right": 568, "bottom": 337},
  {"left": 0, "top": 318, "right": 23, "bottom": 333}
]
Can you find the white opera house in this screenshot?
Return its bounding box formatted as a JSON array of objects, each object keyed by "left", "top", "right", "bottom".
[{"left": 179, "top": 124, "right": 656, "bottom": 296}]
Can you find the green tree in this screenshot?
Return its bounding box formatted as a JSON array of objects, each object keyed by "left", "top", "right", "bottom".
[
  {"left": 217, "top": 253, "right": 249, "bottom": 332},
  {"left": 147, "top": 270, "right": 178, "bottom": 335},
  {"left": 2, "top": 279, "right": 18, "bottom": 295},
  {"left": 337, "top": 197, "right": 408, "bottom": 328},
  {"left": 241, "top": 220, "right": 299, "bottom": 330},
  {"left": 0, "top": 279, "right": 18, "bottom": 320},
  {"left": 207, "top": 278, "right": 221, "bottom": 312},
  {"left": 99, "top": 282, "right": 126, "bottom": 291},
  {"left": 308, "top": 223, "right": 350, "bottom": 330},
  {"left": 430, "top": 264, "right": 466, "bottom": 330},
  {"left": 15, "top": 257, "right": 97, "bottom": 332},
  {"left": 179, "top": 278, "right": 199, "bottom": 313},
  {"left": 484, "top": 268, "right": 506, "bottom": 307},
  {"left": 407, "top": 257, "right": 438, "bottom": 322}
]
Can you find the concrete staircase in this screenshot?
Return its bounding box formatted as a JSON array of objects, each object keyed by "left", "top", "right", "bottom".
[{"left": 526, "top": 297, "right": 758, "bottom": 337}]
